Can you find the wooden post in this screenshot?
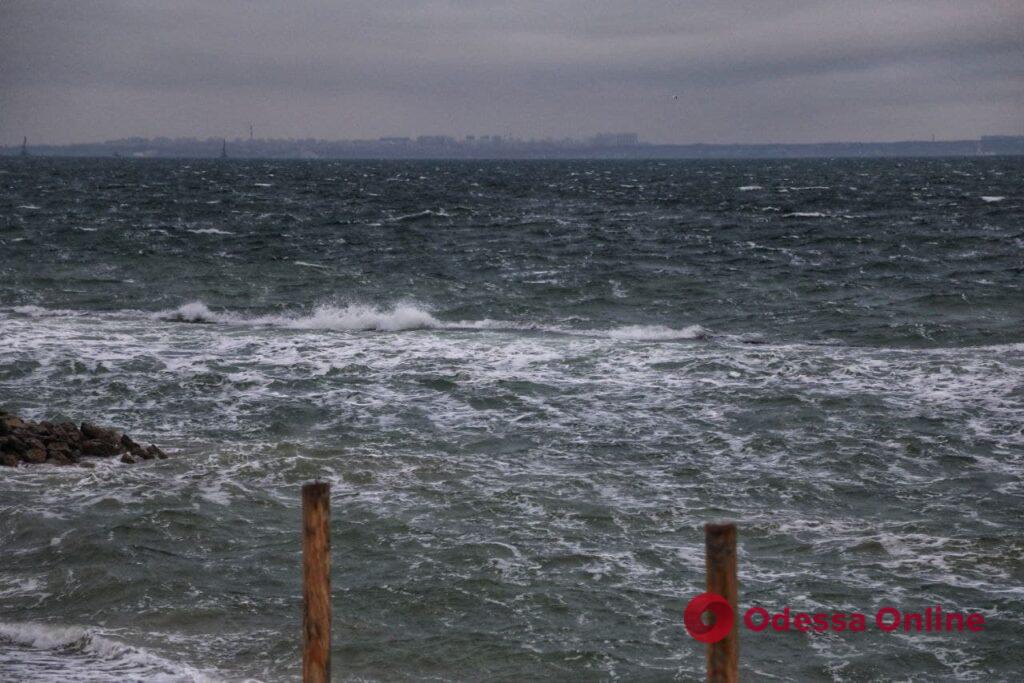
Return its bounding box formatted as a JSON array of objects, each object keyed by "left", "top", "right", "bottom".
[
  {"left": 303, "top": 482, "right": 331, "bottom": 683},
  {"left": 705, "top": 522, "right": 738, "bottom": 682}
]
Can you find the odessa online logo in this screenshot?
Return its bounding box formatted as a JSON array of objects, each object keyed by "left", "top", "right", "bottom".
[
  {"left": 684, "top": 592, "right": 734, "bottom": 643},
  {"left": 684, "top": 592, "right": 986, "bottom": 641}
]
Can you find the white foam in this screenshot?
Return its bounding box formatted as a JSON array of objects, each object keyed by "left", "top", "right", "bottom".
[
  {"left": 151, "top": 301, "right": 720, "bottom": 342},
  {"left": 980, "top": 196, "right": 1005, "bottom": 203},
  {"left": 285, "top": 303, "right": 440, "bottom": 332},
  {"left": 605, "top": 324, "right": 706, "bottom": 341},
  {"left": 738, "top": 185, "right": 762, "bottom": 191},
  {"left": 783, "top": 212, "right": 826, "bottom": 218},
  {"left": 160, "top": 301, "right": 223, "bottom": 323},
  {"left": 11, "top": 305, "right": 82, "bottom": 318},
  {"left": 0, "top": 576, "right": 45, "bottom": 599},
  {"left": 0, "top": 621, "right": 223, "bottom": 682},
  {"left": 158, "top": 301, "right": 441, "bottom": 332},
  {"left": 391, "top": 209, "right": 450, "bottom": 221},
  {"left": 186, "top": 228, "right": 233, "bottom": 235}
]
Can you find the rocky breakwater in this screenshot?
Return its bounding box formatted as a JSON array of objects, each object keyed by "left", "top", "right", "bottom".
[{"left": 0, "top": 411, "right": 167, "bottom": 467}]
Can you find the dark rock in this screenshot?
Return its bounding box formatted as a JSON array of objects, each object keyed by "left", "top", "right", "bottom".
[
  {"left": 56, "top": 422, "right": 83, "bottom": 446},
  {"left": 0, "top": 413, "right": 167, "bottom": 467},
  {"left": 48, "top": 450, "right": 74, "bottom": 466},
  {"left": 81, "top": 422, "right": 118, "bottom": 443},
  {"left": 0, "top": 415, "right": 26, "bottom": 435},
  {"left": 0, "top": 435, "right": 28, "bottom": 455},
  {"left": 81, "top": 439, "right": 122, "bottom": 457},
  {"left": 21, "top": 445, "right": 47, "bottom": 463},
  {"left": 46, "top": 442, "right": 77, "bottom": 463}
]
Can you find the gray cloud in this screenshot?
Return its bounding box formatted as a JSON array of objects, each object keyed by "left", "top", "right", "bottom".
[{"left": 2, "top": 0, "right": 1022, "bottom": 144}]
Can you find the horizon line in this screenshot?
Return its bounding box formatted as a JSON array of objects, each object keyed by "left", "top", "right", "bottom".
[{"left": 5, "top": 133, "right": 1024, "bottom": 148}]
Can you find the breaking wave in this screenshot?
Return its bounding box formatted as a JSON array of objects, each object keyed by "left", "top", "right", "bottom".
[
  {"left": 0, "top": 621, "right": 222, "bottom": 682},
  {"left": 156, "top": 302, "right": 708, "bottom": 340},
  {"left": 605, "top": 324, "right": 707, "bottom": 340},
  {"left": 158, "top": 301, "right": 442, "bottom": 332}
]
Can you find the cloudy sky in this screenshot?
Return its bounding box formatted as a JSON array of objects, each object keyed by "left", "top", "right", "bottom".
[{"left": 2, "top": 1, "right": 1022, "bottom": 145}]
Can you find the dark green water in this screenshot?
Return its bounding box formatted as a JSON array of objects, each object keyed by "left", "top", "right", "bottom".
[{"left": 1, "top": 157, "right": 1022, "bottom": 681}]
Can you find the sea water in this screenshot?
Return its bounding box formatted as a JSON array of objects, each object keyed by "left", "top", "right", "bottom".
[{"left": 1, "top": 157, "right": 1022, "bottom": 680}]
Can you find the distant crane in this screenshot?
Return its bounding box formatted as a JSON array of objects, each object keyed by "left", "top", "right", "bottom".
[
  {"left": 249, "top": 122, "right": 254, "bottom": 142},
  {"left": 221, "top": 139, "right": 228, "bottom": 159},
  {"left": 20, "top": 137, "right": 28, "bottom": 157}
]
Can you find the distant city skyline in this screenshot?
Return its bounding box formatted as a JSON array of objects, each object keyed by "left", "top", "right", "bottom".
[
  {"left": 6, "top": 132, "right": 1023, "bottom": 160},
  {"left": 2, "top": 2, "right": 1022, "bottom": 145},
  {"left": 8, "top": 129, "right": 1023, "bottom": 150}
]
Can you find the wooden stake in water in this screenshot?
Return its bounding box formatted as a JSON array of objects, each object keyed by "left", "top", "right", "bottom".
[
  {"left": 705, "top": 522, "right": 738, "bottom": 682},
  {"left": 302, "top": 482, "right": 331, "bottom": 683}
]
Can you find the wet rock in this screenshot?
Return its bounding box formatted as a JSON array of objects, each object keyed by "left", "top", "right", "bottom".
[
  {"left": 81, "top": 422, "right": 118, "bottom": 443},
  {"left": 21, "top": 448, "right": 47, "bottom": 464},
  {"left": 56, "top": 422, "right": 83, "bottom": 447},
  {"left": 46, "top": 442, "right": 77, "bottom": 464},
  {"left": 48, "top": 450, "right": 75, "bottom": 466},
  {"left": 80, "top": 439, "right": 122, "bottom": 458},
  {"left": 0, "top": 412, "right": 169, "bottom": 467},
  {"left": 0, "top": 414, "right": 27, "bottom": 436},
  {"left": 0, "top": 435, "right": 28, "bottom": 455}
]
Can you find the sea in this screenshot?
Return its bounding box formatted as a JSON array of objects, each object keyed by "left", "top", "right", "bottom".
[{"left": 0, "top": 157, "right": 1022, "bottom": 681}]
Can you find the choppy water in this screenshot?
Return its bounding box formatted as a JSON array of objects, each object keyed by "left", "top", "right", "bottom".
[{"left": 1, "top": 157, "right": 1022, "bottom": 681}]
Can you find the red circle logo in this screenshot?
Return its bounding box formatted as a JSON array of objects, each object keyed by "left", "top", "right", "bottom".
[{"left": 684, "top": 592, "right": 734, "bottom": 643}]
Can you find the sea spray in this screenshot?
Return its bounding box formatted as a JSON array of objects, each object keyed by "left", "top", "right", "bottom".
[
  {"left": 158, "top": 301, "right": 442, "bottom": 331},
  {"left": 157, "top": 301, "right": 709, "bottom": 340}
]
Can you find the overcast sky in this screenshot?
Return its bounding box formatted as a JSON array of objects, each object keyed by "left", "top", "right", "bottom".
[{"left": 2, "top": 1, "right": 1022, "bottom": 145}]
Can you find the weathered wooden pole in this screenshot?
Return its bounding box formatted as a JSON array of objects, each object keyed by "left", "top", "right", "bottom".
[
  {"left": 705, "top": 522, "right": 738, "bottom": 682},
  {"left": 302, "top": 482, "right": 331, "bottom": 683}
]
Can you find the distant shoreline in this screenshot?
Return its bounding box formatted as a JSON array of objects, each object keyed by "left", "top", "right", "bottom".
[{"left": 3, "top": 136, "right": 1023, "bottom": 160}]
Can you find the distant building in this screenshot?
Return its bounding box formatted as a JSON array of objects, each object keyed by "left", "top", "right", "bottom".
[
  {"left": 416, "top": 135, "right": 456, "bottom": 146},
  {"left": 590, "top": 133, "right": 639, "bottom": 146}
]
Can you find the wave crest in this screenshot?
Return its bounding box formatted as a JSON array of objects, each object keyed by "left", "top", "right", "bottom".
[
  {"left": 159, "top": 301, "right": 441, "bottom": 332},
  {"left": 0, "top": 621, "right": 219, "bottom": 682},
  {"left": 606, "top": 324, "right": 707, "bottom": 340},
  {"left": 156, "top": 302, "right": 708, "bottom": 340}
]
